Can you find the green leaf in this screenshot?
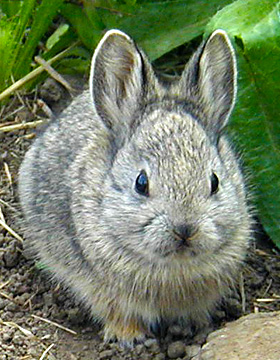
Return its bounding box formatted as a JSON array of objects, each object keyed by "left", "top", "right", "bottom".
[
  {"left": 0, "top": 0, "right": 37, "bottom": 91},
  {"left": 206, "top": 0, "right": 280, "bottom": 245},
  {"left": 46, "top": 24, "right": 70, "bottom": 51},
  {"left": 0, "top": 0, "right": 22, "bottom": 17},
  {"left": 61, "top": 3, "right": 103, "bottom": 50},
  {"left": 43, "top": 27, "right": 78, "bottom": 61},
  {"left": 71, "top": 0, "right": 234, "bottom": 60},
  {"left": 14, "top": 0, "right": 65, "bottom": 79}
]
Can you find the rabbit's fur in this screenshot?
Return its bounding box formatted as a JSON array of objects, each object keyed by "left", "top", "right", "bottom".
[{"left": 18, "top": 29, "right": 252, "bottom": 345}]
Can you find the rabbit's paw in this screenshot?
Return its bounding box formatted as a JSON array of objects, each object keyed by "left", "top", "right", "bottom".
[{"left": 104, "top": 318, "right": 147, "bottom": 348}]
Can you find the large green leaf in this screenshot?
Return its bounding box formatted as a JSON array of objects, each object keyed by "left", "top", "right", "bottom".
[
  {"left": 206, "top": 0, "right": 280, "bottom": 245},
  {"left": 65, "top": 0, "right": 234, "bottom": 60},
  {"left": 0, "top": 0, "right": 36, "bottom": 90},
  {"left": 61, "top": 3, "right": 103, "bottom": 51},
  {"left": 14, "top": 0, "right": 65, "bottom": 78},
  {"left": 0, "top": 0, "right": 67, "bottom": 94}
]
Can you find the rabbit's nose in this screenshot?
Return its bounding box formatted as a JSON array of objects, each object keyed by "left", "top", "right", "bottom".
[{"left": 173, "top": 224, "right": 196, "bottom": 242}]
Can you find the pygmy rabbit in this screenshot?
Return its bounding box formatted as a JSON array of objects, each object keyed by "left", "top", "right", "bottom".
[{"left": 18, "top": 29, "right": 252, "bottom": 345}]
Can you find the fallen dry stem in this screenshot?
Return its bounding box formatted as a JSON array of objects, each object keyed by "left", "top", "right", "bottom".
[
  {"left": 0, "top": 42, "right": 79, "bottom": 102},
  {"left": 0, "top": 218, "right": 24, "bottom": 243},
  {"left": 0, "top": 119, "right": 46, "bottom": 133},
  {"left": 0, "top": 198, "right": 18, "bottom": 213},
  {"left": 1, "top": 105, "right": 25, "bottom": 122},
  {"left": 39, "top": 343, "right": 55, "bottom": 360},
  {"left": 32, "top": 314, "right": 78, "bottom": 335},
  {"left": 0, "top": 318, "right": 35, "bottom": 338},
  {"left": 0, "top": 280, "right": 10, "bottom": 290},
  {"left": 0, "top": 291, "right": 15, "bottom": 302},
  {"left": 35, "top": 56, "right": 74, "bottom": 94},
  {"left": 4, "top": 162, "right": 13, "bottom": 186}
]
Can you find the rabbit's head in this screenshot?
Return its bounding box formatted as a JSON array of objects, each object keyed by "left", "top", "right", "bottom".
[{"left": 84, "top": 29, "right": 248, "bottom": 265}]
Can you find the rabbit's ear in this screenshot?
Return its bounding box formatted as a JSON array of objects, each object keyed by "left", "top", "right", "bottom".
[
  {"left": 90, "top": 29, "right": 151, "bottom": 143},
  {"left": 180, "top": 30, "right": 237, "bottom": 133}
]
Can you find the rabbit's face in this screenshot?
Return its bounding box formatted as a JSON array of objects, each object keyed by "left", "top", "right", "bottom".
[
  {"left": 86, "top": 28, "right": 248, "bottom": 265},
  {"left": 100, "top": 108, "right": 244, "bottom": 263}
]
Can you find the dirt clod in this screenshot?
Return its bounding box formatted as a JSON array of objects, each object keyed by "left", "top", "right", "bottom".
[
  {"left": 3, "top": 240, "right": 21, "bottom": 268},
  {"left": 167, "top": 341, "right": 186, "bottom": 358}
]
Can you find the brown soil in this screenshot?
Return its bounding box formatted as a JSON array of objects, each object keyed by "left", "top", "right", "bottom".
[{"left": 1, "top": 77, "right": 280, "bottom": 360}]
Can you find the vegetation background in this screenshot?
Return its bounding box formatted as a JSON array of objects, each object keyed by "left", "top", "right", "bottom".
[{"left": 0, "top": 0, "right": 279, "bottom": 247}]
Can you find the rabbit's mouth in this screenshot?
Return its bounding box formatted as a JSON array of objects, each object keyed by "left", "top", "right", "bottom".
[
  {"left": 153, "top": 242, "right": 199, "bottom": 259},
  {"left": 148, "top": 230, "right": 202, "bottom": 259},
  {"left": 138, "top": 211, "right": 227, "bottom": 259}
]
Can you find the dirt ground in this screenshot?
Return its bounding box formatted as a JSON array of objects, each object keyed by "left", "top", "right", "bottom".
[{"left": 1, "top": 76, "right": 280, "bottom": 360}]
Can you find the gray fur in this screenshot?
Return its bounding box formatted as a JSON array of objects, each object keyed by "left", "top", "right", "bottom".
[{"left": 18, "top": 29, "right": 252, "bottom": 344}]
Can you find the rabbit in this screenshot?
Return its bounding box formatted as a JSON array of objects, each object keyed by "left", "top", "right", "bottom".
[{"left": 18, "top": 28, "right": 252, "bottom": 346}]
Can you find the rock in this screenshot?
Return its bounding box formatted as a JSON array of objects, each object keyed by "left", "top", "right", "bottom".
[
  {"left": 0, "top": 298, "right": 8, "bottom": 310},
  {"left": 39, "top": 78, "right": 62, "bottom": 104},
  {"left": 155, "top": 354, "right": 166, "bottom": 360},
  {"left": 99, "top": 349, "right": 115, "bottom": 359},
  {"left": 185, "top": 344, "right": 201, "bottom": 359},
  {"left": 3, "top": 241, "right": 21, "bottom": 268},
  {"left": 5, "top": 302, "right": 19, "bottom": 312},
  {"left": 201, "top": 311, "right": 280, "bottom": 360},
  {"left": 167, "top": 341, "right": 186, "bottom": 359},
  {"left": 144, "top": 338, "right": 160, "bottom": 352}
]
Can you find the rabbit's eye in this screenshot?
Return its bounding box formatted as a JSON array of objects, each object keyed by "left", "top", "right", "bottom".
[
  {"left": 135, "top": 170, "right": 149, "bottom": 196},
  {"left": 210, "top": 172, "right": 219, "bottom": 195}
]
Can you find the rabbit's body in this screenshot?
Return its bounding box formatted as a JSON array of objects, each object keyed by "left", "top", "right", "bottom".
[{"left": 19, "top": 29, "right": 252, "bottom": 344}]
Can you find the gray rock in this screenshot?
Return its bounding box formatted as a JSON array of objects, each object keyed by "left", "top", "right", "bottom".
[
  {"left": 201, "top": 311, "right": 280, "bottom": 360},
  {"left": 185, "top": 344, "right": 201, "bottom": 359},
  {"left": 3, "top": 241, "right": 21, "bottom": 268},
  {"left": 99, "top": 349, "right": 115, "bottom": 359},
  {"left": 167, "top": 341, "right": 186, "bottom": 359},
  {"left": 144, "top": 338, "right": 160, "bottom": 353}
]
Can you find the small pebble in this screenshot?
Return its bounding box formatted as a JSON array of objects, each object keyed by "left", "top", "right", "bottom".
[
  {"left": 185, "top": 344, "right": 201, "bottom": 359},
  {"left": 135, "top": 344, "right": 144, "bottom": 355},
  {"left": 2, "top": 332, "right": 13, "bottom": 342},
  {"left": 3, "top": 241, "right": 21, "bottom": 268},
  {"left": 167, "top": 341, "right": 186, "bottom": 359},
  {"left": 42, "top": 292, "right": 54, "bottom": 307},
  {"left": 145, "top": 338, "right": 157, "bottom": 347},
  {"left": 154, "top": 354, "right": 166, "bottom": 360},
  {"left": 99, "top": 349, "right": 115, "bottom": 359},
  {"left": 144, "top": 338, "right": 160, "bottom": 353},
  {"left": 0, "top": 299, "right": 8, "bottom": 310},
  {"left": 13, "top": 333, "right": 24, "bottom": 345},
  {"left": 39, "top": 78, "right": 62, "bottom": 104},
  {"left": 5, "top": 302, "right": 19, "bottom": 312}
]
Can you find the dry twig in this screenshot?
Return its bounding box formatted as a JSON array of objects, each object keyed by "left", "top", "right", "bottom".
[
  {"left": 0, "top": 198, "right": 18, "bottom": 213},
  {"left": 39, "top": 343, "right": 55, "bottom": 360},
  {"left": 35, "top": 56, "right": 74, "bottom": 94},
  {"left": 32, "top": 315, "right": 77, "bottom": 335},
  {"left": 0, "top": 218, "right": 24, "bottom": 243},
  {"left": 0, "top": 319, "right": 35, "bottom": 338},
  {"left": 0, "top": 119, "right": 46, "bottom": 133},
  {"left": 0, "top": 291, "right": 14, "bottom": 302},
  {"left": 0, "top": 280, "right": 10, "bottom": 290},
  {"left": 4, "top": 162, "right": 13, "bottom": 186},
  {"left": 0, "top": 42, "right": 79, "bottom": 102},
  {"left": 256, "top": 298, "right": 280, "bottom": 302}
]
